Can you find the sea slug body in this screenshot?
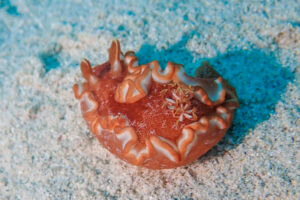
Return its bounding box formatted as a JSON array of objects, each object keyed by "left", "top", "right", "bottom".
[{"left": 73, "top": 39, "right": 239, "bottom": 169}]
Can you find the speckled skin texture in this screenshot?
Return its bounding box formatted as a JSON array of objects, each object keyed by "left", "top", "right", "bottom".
[{"left": 0, "top": 0, "right": 299, "bottom": 199}]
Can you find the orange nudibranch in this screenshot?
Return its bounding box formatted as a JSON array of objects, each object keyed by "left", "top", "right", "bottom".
[{"left": 73, "top": 39, "right": 239, "bottom": 169}]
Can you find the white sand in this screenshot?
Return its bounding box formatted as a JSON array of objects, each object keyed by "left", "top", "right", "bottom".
[{"left": 0, "top": 0, "right": 299, "bottom": 199}]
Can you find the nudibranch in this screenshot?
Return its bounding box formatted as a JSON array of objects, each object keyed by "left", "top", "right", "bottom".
[{"left": 73, "top": 40, "right": 239, "bottom": 169}]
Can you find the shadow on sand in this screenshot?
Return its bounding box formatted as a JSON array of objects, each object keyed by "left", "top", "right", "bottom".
[{"left": 135, "top": 32, "right": 294, "bottom": 159}]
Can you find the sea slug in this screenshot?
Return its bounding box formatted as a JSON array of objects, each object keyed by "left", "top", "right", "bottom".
[{"left": 73, "top": 40, "right": 239, "bottom": 169}]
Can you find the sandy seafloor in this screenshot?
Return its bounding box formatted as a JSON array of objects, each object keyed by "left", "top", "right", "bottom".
[{"left": 0, "top": 0, "right": 299, "bottom": 199}]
